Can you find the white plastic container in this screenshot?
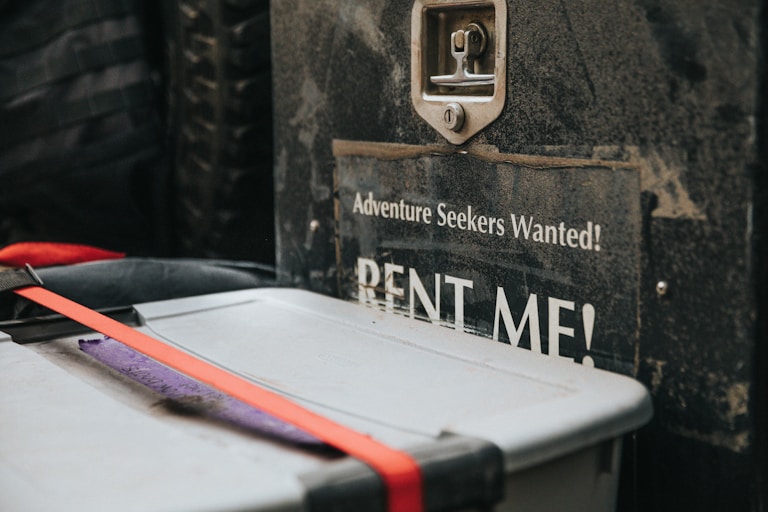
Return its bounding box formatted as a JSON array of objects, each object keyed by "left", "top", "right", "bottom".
[{"left": 0, "top": 288, "right": 651, "bottom": 511}]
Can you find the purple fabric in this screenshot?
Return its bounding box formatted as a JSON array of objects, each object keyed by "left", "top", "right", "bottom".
[{"left": 79, "top": 336, "right": 323, "bottom": 445}]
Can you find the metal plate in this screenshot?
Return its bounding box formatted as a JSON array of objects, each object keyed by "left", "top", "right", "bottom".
[
  {"left": 411, "top": 0, "right": 507, "bottom": 144},
  {"left": 334, "top": 140, "right": 641, "bottom": 373}
]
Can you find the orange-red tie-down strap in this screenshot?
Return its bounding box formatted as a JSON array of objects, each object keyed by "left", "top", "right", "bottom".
[{"left": 14, "top": 285, "right": 424, "bottom": 512}]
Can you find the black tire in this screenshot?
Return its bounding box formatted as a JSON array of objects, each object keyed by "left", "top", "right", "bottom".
[{"left": 165, "top": 0, "right": 275, "bottom": 263}]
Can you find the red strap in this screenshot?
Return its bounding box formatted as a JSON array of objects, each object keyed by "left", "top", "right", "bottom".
[{"left": 14, "top": 285, "right": 423, "bottom": 512}]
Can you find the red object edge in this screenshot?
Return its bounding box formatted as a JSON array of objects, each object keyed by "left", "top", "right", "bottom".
[
  {"left": 0, "top": 242, "right": 125, "bottom": 268},
  {"left": 14, "top": 285, "right": 424, "bottom": 512}
]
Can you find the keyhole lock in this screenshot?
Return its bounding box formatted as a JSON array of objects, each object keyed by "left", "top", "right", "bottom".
[
  {"left": 443, "top": 102, "right": 465, "bottom": 132},
  {"left": 411, "top": 0, "right": 507, "bottom": 145}
]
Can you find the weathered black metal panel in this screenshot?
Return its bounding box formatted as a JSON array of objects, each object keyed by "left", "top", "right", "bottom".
[{"left": 272, "top": 0, "right": 766, "bottom": 510}]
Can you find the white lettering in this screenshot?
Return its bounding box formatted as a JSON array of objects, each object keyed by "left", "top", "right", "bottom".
[
  {"left": 510, "top": 214, "right": 533, "bottom": 239},
  {"left": 567, "top": 227, "right": 579, "bottom": 247},
  {"left": 545, "top": 224, "right": 557, "bottom": 244},
  {"left": 357, "top": 257, "right": 380, "bottom": 304},
  {"left": 351, "top": 192, "right": 433, "bottom": 224},
  {"left": 436, "top": 203, "right": 503, "bottom": 236},
  {"left": 409, "top": 268, "right": 440, "bottom": 324},
  {"left": 384, "top": 263, "right": 404, "bottom": 312},
  {"left": 548, "top": 298, "right": 575, "bottom": 361},
  {"left": 493, "top": 288, "right": 541, "bottom": 353},
  {"left": 356, "top": 258, "right": 592, "bottom": 365},
  {"left": 510, "top": 215, "right": 601, "bottom": 252},
  {"left": 579, "top": 222, "right": 593, "bottom": 250},
  {"left": 445, "top": 275, "right": 473, "bottom": 331},
  {"left": 353, "top": 192, "right": 364, "bottom": 214}
]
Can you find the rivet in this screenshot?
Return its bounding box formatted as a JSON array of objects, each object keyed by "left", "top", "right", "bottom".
[
  {"left": 656, "top": 280, "right": 669, "bottom": 297},
  {"left": 309, "top": 219, "right": 320, "bottom": 232}
]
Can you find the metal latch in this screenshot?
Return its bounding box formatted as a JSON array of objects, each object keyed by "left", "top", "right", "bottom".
[
  {"left": 411, "top": 0, "right": 507, "bottom": 145},
  {"left": 430, "top": 22, "right": 494, "bottom": 87}
]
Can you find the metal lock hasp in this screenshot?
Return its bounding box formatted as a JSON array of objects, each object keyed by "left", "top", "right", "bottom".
[{"left": 411, "top": 0, "right": 507, "bottom": 145}]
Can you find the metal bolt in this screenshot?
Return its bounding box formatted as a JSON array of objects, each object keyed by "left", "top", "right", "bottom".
[
  {"left": 309, "top": 219, "right": 320, "bottom": 232},
  {"left": 656, "top": 280, "right": 669, "bottom": 297},
  {"left": 443, "top": 102, "right": 465, "bottom": 132}
]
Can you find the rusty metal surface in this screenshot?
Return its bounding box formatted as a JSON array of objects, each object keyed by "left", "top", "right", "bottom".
[{"left": 271, "top": 1, "right": 766, "bottom": 510}]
